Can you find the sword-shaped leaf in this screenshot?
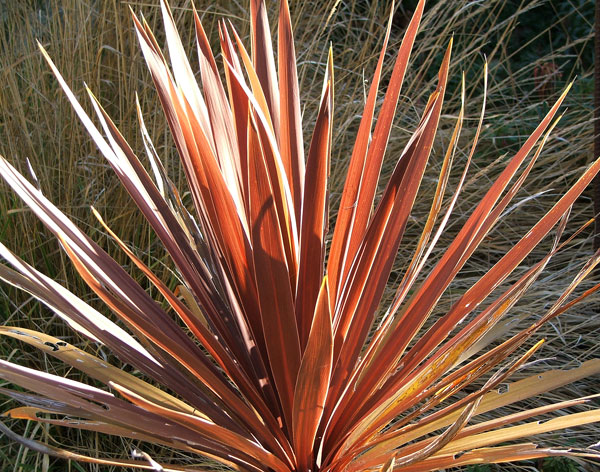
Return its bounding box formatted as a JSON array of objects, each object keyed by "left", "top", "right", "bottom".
[
  {"left": 248, "top": 113, "right": 301, "bottom": 432},
  {"left": 296, "top": 77, "right": 332, "bottom": 347},
  {"left": 292, "top": 277, "right": 333, "bottom": 471},
  {"left": 1, "top": 0, "right": 599, "bottom": 470}
]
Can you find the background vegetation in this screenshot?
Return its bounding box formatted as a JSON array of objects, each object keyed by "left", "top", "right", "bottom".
[{"left": 0, "top": 0, "right": 596, "bottom": 470}]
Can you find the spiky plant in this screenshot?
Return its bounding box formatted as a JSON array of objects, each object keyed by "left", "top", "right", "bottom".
[{"left": 1, "top": 0, "right": 599, "bottom": 470}]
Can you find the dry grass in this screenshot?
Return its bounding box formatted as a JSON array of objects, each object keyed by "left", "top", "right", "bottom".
[{"left": 0, "top": 0, "right": 596, "bottom": 470}]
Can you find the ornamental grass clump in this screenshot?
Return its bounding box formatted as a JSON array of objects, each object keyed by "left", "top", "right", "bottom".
[{"left": 0, "top": 0, "right": 600, "bottom": 470}]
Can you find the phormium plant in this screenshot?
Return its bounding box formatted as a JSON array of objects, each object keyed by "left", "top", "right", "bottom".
[{"left": 0, "top": 0, "right": 599, "bottom": 470}]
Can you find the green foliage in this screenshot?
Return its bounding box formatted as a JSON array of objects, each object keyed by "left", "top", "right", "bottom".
[
  {"left": 465, "top": 465, "right": 492, "bottom": 472},
  {"left": 541, "top": 456, "right": 580, "bottom": 472}
]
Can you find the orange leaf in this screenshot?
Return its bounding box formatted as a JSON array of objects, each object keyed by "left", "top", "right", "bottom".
[{"left": 292, "top": 277, "right": 333, "bottom": 471}]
